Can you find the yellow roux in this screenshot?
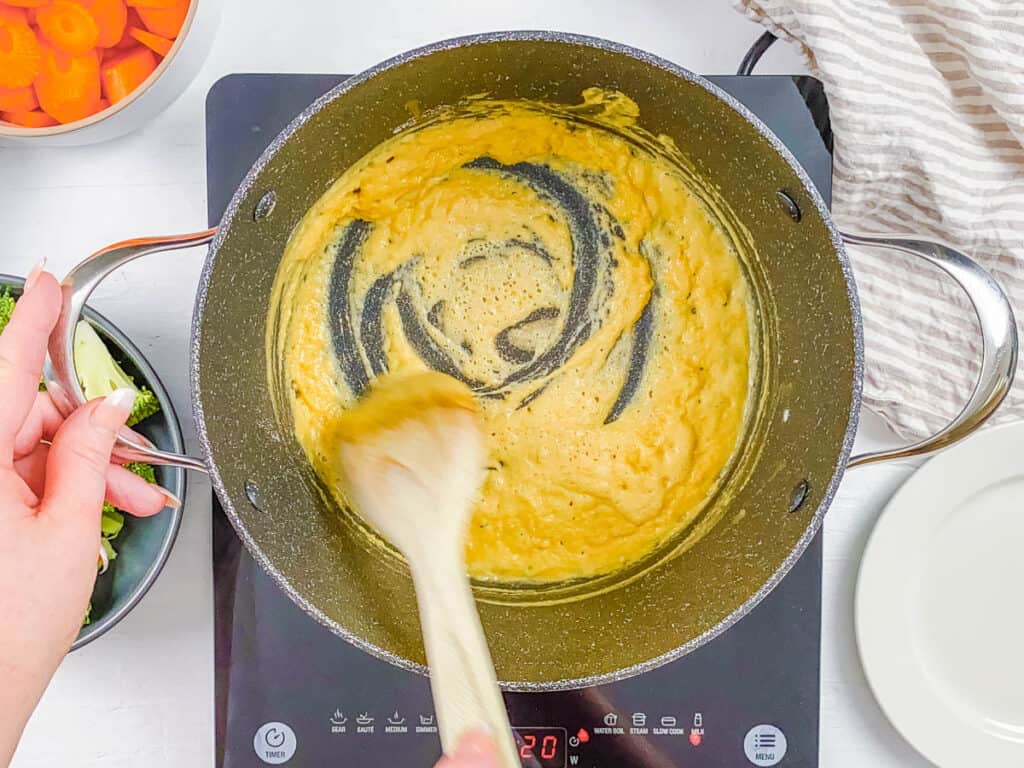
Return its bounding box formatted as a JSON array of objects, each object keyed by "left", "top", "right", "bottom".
[{"left": 269, "top": 89, "right": 752, "bottom": 582}]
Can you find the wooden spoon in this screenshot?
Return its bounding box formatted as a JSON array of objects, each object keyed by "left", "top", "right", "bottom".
[{"left": 330, "top": 371, "right": 519, "bottom": 767}]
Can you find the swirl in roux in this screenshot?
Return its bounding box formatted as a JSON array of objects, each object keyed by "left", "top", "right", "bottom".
[{"left": 270, "top": 89, "right": 752, "bottom": 582}]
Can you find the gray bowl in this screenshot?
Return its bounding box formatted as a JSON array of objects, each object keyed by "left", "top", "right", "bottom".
[{"left": 0, "top": 275, "right": 186, "bottom": 650}]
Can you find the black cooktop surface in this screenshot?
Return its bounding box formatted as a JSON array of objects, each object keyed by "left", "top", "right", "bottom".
[{"left": 208, "top": 72, "right": 832, "bottom": 768}]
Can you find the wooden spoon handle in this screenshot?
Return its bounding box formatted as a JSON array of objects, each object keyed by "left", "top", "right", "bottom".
[{"left": 412, "top": 555, "right": 520, "bottom": 768}]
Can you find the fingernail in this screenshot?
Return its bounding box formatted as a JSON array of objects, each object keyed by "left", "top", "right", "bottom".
[
  {"left": 158, "top": 487, "right": 182, "bottom": 510},
  {"left": 24, "top": 257, "right": 47, "bottom": 292},
  {"left": 119, "top": 426, "right": 155, "bottom": 449},
  {"left": 102, "top": 387, "right": 137, "bottom": 414}
]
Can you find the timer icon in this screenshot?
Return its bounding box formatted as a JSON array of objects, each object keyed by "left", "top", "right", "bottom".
[
  {"left": 265, "top": 729, "right": 285, "bottom": 749},
  {"left": 253, "top": 722, "right": 297, "bottom": 765}
]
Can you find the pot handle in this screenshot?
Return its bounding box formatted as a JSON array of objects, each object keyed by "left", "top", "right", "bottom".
[
  {"left": 44, "top": 228, "right": 219, "bottom": 474},
  {"left": 843, "top": 233, "right": 1018, "bottom": 468}
]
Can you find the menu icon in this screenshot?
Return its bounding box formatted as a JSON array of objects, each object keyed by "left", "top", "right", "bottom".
[
  {"left": 754, "top": 732, "right": 776, "bottom": 749},
  {"left": 743, "top": 724, "right": 787, "bottom": 767}
]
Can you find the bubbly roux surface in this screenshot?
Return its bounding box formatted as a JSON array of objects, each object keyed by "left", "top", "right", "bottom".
[{"left": 270, "top": 90, "right": 752, "bottom": 582}]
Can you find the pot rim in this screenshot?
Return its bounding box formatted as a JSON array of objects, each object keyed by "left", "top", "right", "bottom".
[{"left": 191, "top": 30, "right": 864, "bottom": 691}]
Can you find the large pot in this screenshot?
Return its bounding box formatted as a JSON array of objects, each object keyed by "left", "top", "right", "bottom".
[{"left": 45, "top": 32, "right": 1018, "bottom": 689}]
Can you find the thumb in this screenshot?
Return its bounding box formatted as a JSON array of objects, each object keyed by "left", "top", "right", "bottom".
[
  {"left": 41, "top": 388, "right": 136, "bottom": 526},
  {"left": 437, "top": 732, "right": 499, "bottom": 768}
]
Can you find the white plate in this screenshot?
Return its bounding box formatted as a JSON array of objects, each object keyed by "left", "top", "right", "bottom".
[{"left": 856, "top": 421, "right": 1024, "bottom": 767}]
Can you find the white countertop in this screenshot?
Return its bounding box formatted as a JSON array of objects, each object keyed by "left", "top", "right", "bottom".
[{"left": 1, "top": 1, "right": 933, "bottom": 766}]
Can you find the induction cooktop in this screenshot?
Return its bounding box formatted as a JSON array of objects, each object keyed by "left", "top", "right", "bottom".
[{"left": 207, "top": 72, "right": 832, "bottom": 768}]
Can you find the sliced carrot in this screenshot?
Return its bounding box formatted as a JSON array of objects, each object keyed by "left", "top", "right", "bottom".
[
  {"left": 0, "top": 4, "right": 28, "bottom": 24},
  {"left": 1, "top": 108, "right": 58, "bottom": 126},
  {"left": 108, "top": 4, "right": 140, "bottom": 48},
  {"left": 79, "top": 0, "right": 126, "bottom": 48},
  {"left": 0, "top": 17, "right": 40, "bottom": 87},
  {"left": 34, "top": 44, "right": 101, "bottom": 123},
  {"left": 0, "top": 83, "right": 37, "bottom": 110},
  {"left": 36, "top": 0, "right": 101, "bottom": 55},
  {"left": 127, "top": 24, "right": 170, "bottom": 55},
  {"left": 125, "top": 0, "right": 179, "bottom": 6},
  {"left": 100, "top": 43, "right": 153, "bottom": 103},
  {"left": 0, "top": 0, "right": 49, "bottom": 7},
  {"left": 136, "top": 0, "right": 185, "bottom": 39}
]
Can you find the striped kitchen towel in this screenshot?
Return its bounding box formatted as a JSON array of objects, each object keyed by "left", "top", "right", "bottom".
[{"left": 732, "top": 0, "right": 1023, "bottom": 439}]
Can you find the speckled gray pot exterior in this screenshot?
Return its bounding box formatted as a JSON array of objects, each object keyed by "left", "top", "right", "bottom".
[
  {"left": 0, "top": 275, "right": 186, "bottom": 651},
  {"left": 191, "top": 32, "right": 862, "bottom": 691}
]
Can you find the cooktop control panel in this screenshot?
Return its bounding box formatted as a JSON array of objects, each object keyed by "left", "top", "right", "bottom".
[
  {"left": 209, "top": 72, "right": 831, "bottom": 768},
  {"left": 250, "top": 710, "right": 790, "bottom": 767}
]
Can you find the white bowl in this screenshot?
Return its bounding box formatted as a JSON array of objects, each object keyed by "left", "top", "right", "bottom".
[{"left": 0, "top": 0, "right": 221, "bottom": 146}]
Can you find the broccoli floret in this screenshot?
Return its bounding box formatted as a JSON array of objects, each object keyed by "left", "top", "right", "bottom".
[
  {"left": 73, "top": 320, "right": 161, "bottom": 426},
  {"left": 126, "top": 387, "right": 160, "bottom": 427},
  {"left": 125, "top": 461, "right": 156, "bottom": 484},
  {"left": 101, "top": 504, "right": 125, "bottom": 539},
  {"left": 0, "top": 288, "right": 15, "bottom": 334}
]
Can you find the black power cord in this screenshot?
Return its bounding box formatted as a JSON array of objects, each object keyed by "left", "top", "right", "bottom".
[
  {"left": 735, "top": 30, "right": 833, "bottom": 153},
  {"left": 736, "top": 30, "right": 778, "bottom": 75}
]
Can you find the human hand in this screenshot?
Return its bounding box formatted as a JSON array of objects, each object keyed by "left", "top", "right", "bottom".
[
  {"left": 434, "top": 731, "right": 499, "bottom": 768},
  {"left": 0, "top": 269, "right": 175, "bottom": 765}
]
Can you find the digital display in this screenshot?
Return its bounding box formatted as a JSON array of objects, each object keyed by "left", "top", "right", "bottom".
[{"left": 513, "top": 727, "right": 567, "bottom": 768}]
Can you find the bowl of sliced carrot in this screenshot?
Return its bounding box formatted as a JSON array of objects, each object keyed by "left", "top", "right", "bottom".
[{"left": 0, "top": 0, "right": 220, "bottom": 144}]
